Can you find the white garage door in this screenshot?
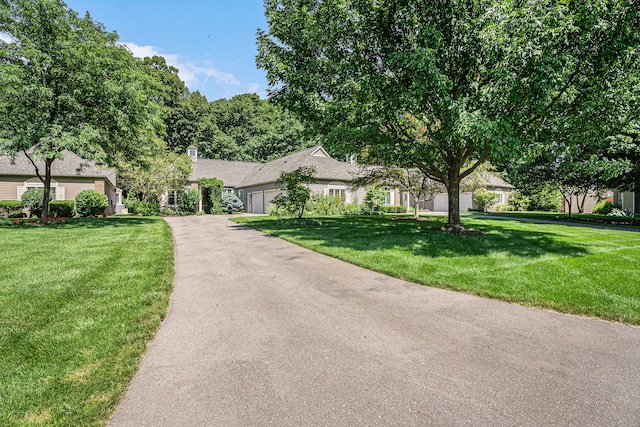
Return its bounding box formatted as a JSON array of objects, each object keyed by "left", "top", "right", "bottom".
[
  {"left": 264, "top": 190, "right": 283, "bottom": 213},
  {"left": 252, "top": 191, "right": 264, "bottom": 214},
  {"left": 434, "top": 192, "right": 473, "bottom": 212}
]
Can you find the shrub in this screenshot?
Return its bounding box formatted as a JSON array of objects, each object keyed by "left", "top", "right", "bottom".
[
  {"left": 222, "top": 194, "right": 244, "bottom": 213},
  {"left": 199, "top": 178, "right": 224, "bottom": 214},
  {"left": 592, "top": 200, "right": 614, "bottom": 215},
  {"left": 378, "top": 205, "right": 408, "bottom": 213},
  {"left": 267, "top": 204, "right": 288, "bottom": 216},
  {"left": 136, "top": 201, "right": 160, "bottom": 216},
  {"left": 608, "top": 208, "right": 630, "bottom": 217},
  {"left": 343, "top": 203, "right": 363, "bottom": 216},
  {"left": 0, "top": 200, "right": 23, "bottom": 218},
  {"left": 123, "top": 197, "right": 140, "bottom": 214},
  {"left": 21, "top": 188, "right": 51, "bottom": 217},
  {"left": 528, "top": 187, "right": 564, "bottom": 211},
  {"left": 306, "top": 194, "right": 344, "bottom": 216},
  {"left": 75, "top": 190, "right": 108, "bottom": 217},
  {"left": 49, "top": 200, "right": 74, "bottom": 217},
  {"left": 508, "top": 191, "right": 531, "bottom": 211},
  {"left": 473, "top": 188, "right": 498, "bottom": 212},
  {"left": 0, "top": 200, "right": 22, "bottom": 208},
  {"left": 178, "top": 189, "right": 200, "bottom": 214}
]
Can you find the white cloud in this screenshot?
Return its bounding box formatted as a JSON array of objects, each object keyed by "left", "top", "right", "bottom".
[{"left": 123, "top": 42, "right": 240, "bottom": 90}]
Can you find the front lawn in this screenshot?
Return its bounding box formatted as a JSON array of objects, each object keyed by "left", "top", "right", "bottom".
[
  {"left": 473, "top": 210, "right": 638, "bottom": 226},
  {"left": 0, "top": 217, "right": 174, "bottom": 426},
  {"left": 233, "top": 215, "right": 640, "bottom": 324}
]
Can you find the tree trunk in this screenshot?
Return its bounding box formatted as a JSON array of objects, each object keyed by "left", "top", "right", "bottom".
[
  {"left": 413, "top": 201, "right": 420, "bottom": 219},
  {"left": 444, "top": 177, "right": 465, "bottom": 233},
  {"left": 578, "top": 192, "right": 588, "bottom": 214},
  {"left": 565, "top": 196, "right": 572, "bottom": 218},
  {"left": 41, "top": 159, "right": 53, "bottom": 224}
]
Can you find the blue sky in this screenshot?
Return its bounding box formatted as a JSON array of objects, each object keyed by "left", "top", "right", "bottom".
[{"left": 65, "top": 0, "right": 269, "bottom": 101}]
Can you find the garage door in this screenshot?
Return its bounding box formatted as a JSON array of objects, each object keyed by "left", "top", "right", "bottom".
[
  {"left": 264, "top": 190, "right": 283, "bottom": 212},
  {"left": 252, "top": 191, "right": 264, "bottom": 214},
  {"left": 434, "top": 192, "right": 473, "bottom": 212}
]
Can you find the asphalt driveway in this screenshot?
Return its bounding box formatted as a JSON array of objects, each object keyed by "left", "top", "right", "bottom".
[{"left": 109, "top": 215, "right": 640, "bottom": 426}]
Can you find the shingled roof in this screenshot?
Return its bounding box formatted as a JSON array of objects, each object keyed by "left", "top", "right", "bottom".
[
  {"left": 190, "top": 146, "right": 357, "bottom": 188},
  {"left": 0, "top": 150, "right": 116, "bottom": 187}
]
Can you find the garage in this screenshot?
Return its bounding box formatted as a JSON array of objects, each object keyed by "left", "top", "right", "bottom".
[{"left": 251, "top": 191, "right": 264, "bottom": 214}]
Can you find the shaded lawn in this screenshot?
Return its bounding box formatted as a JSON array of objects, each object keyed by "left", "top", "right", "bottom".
[
  {"left": 0, "top": 217, "right": 174, "bottom": 426},
  {"left": 473, "top": 210, "right": 638, "bottom": 226},
  {"left": 233, "top": 215, "right": 640, "bottom": 325}
]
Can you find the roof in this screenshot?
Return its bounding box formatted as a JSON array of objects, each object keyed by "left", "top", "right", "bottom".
[
  {"left": 484, "top": 174, "right": 515, "bottom": 189},
  {"left": 190, "top": 146, "right": 357, "bottom": 188},
  {"left": 191, "top": 159, "right": 261, "bottom": 188},
  {"left": 0, "top": 150, "right": 116, "bottom": 188}
]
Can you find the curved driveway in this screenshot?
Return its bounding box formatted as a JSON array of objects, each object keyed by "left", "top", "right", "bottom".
[{"left": 109, "top": 215, "right": 640, "bottom": 426}]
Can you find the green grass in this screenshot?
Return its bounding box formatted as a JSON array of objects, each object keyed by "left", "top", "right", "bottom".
[
  {"left": 233, "top": 215, "right": 640, "bottom": 325},
  {"left": 0, "top": 217, "right": 174, "bottom": 426},
  {"left": 472, "top": 210, "right": 638, "bottom": 226}
]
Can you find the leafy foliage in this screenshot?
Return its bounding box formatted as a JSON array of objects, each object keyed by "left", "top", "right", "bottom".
[
  {"left": 166, "top": 92, "right": 312, "bottom": 162},
  {"left": 593, "top": 200, "right": 615, "bottom": 216},
  {"left": 221, "top": 194, "right": 244, "bottom": 213},
  {"left": 258, "top": 0, "right": 640, "bottom": 230},
  {"left": 363, "top": 186, "right": 387, "bottom": 214},
  {"left": 48, "top": 200, "right": 74, "bottom": 217},
  {"left": 473, "top": 189, "right": 499, "bottom": 212},
  {"left": 118, "top": 140, "right": 193, "bottom": 203},
  {"left": 273, "top": 166, "right": 316, "bottom": 218},
  {"left": 74, "top": 190, "right": 108, "bottom": 217},
  {"left": 21, "top": 188, "right": 50, "bottom": 217},
  {"left": 199, "top": 178, "right": 224, "bottom": 214},
  {"left": 0, "top": 0, "right": 164, "bottom": 223},
  {"left": 177, "top": 188, "right": 200, "bottom": 214}
]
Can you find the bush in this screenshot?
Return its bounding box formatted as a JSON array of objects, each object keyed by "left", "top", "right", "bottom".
[
  {"left": 0, "top": 200, "right": 23, "bottom": 219},
  {"left": 473, "top": 188, "right": 499, "bottom": 212},
  {"left": 49, "top": 200, "right": 74, "bottom": 217},
  {"left": 528, "top": 187, "right": 564, "bottom": 212},
  {"left": 494, "top": 203, "right": 514, "bottom": 212},
  {"left": 177, "top": 189, "right": 200, "bottom": 214},
  {"left": 199, "top": 178, "right": 224, "bottom": 214},
  {"left": 75, "top": 190, "right": 108, "bottom": 217},
  {"left": 378, "top": 205, "right": 408, "bottom": 213},
  {"left": 592, "top": 200, "right": 614, "bottom": 215},
  {"left": 21, "top": 188, "right": 51, "bottom": 217},
  {"left": 306, "top": 194, "right": 344, "bottom": 216},
  {"left": 136, "top": 201, "right": 160, "bottom": 216},
  {"left": 222, "top": 194, "right": 244, "bottom": 213},
  {"left": 123, "top": 197, "right": 140, "bottom": 214},
  {"left": 267, "top": 204, "right": 288, "bottom": 216},
  {"left": 364, "top": 186, "right": 386, "bottom": 214},
  {"left": 508, "top": 191, "right": 531, "bottom": 211},
  {"left": 608, "top": 208, "right": 630, "bottom": 217}
]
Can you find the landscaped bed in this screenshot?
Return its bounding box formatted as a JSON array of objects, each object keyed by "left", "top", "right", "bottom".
[
  {"left": 472, "top": 210, "right": 639, "bottom": 226},
  {"left": 233, "top": 215, "right": 640, "bottom": 325},
  {"left": 0, "top": 216, "right": 174, "bottom": 426}
]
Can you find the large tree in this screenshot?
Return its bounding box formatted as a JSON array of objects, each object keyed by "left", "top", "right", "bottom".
[
  {"left": 257, "top": 0, "right": 639, "bottom": 232},
  {"left": 0, "top": 0, "right": 162, "bottom": 222}
]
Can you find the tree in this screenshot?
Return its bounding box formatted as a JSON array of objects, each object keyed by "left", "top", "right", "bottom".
[
  {"left": 257, "top": 0, "right": 640, "bottom": 232},
  {"left": 117, "top": 139, "right": 192, "bottom": 203},
  {"left": 354, "top": 167, "right": 443, "bottom": 219},
  {"left": 273, "top": 166, "right": 316, "bottom": 218},
  {"left": 473, "top": 188, "right": 498, "bottom": 213},
  {"left": 0, "top": 0, "right": 162, "bottom": 223}
]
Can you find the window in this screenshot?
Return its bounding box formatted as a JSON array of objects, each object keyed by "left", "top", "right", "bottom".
[
  {"left": 384, "top": 190, "right": 393, "bottom": 206},
  {"left": 168, "top": 191, "right": 177, "bottom": 205},
  {"left": 22, "top": 177, "right": 60, "bottom": 200},
  {"left": 188, "top": 149, "right": 197, "bottom": 158},
  {"left": 329, "top": 188, "right": 345, "bottom": 200},
  {"left": 223, "top": 188, "right": 234, "bottom": 195}
]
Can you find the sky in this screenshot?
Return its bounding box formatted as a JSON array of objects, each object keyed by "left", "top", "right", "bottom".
[{"left": 65, "top": 0, "right": 270, "bottom": 102}]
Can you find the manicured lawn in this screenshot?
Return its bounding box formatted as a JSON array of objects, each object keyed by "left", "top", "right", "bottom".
[
  {"left": 472, "top": 210, "right": 638, "bottom": 226},
  {"left": 233, "top": 215, "right": 640, "bottom": 324},
  {"left": 0, "top": 217, "right": 174, "bottom": 426}
]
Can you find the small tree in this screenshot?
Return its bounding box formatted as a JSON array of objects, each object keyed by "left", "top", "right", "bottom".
[
  {"left": 473, "top": 189, "right": 498, "bottom": 212},
  {"left": 363, "top": 186, "right": 387, "bottom": 214},
  {"left": 273, "top": 166, "right": 316, "bottom": 218}
]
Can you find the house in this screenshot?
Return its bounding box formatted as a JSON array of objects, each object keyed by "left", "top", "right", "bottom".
[
  {"left": 183, "top": 145, "right": 515, "bottom": 214},
  {"left": 182, "top": 145, "right": 366, "bottom": 214},
  {"left": 613, "top": 189, "right": 639, "bottom": 213},
  {"left": 0, "top": 150, "right": 120, "bottom": 214}
]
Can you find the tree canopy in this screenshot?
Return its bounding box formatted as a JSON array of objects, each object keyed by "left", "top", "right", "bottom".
[
  {"left": 166, "top": 92, "right": 312, "bottom": 162},
  {"left": 0, "top": 0, "right": 163, "bottom": 222},
  {"left": 257, "top": 0, "right": 640, "bottom": 230}
]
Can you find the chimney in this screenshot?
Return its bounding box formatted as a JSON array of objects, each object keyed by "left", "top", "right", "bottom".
[{"left": 187, "top": 145, "right": 197, "bottom": 162}]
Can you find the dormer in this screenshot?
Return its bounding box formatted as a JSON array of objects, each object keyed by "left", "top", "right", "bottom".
[{"left": 187, "top": 145, "right": 197, "bottom": 162}]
